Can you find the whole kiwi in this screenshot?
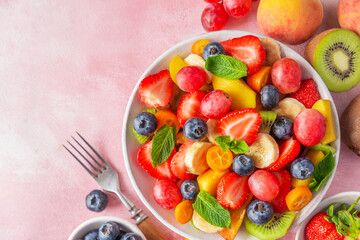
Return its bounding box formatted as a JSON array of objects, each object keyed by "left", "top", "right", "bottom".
[{"left": 341, "top": 94, "right": 360, "bottom": 156}]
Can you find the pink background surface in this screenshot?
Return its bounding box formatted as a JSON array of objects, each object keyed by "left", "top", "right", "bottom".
[{"left": 1, "top": 0, "right": 359, "bottom": 239}]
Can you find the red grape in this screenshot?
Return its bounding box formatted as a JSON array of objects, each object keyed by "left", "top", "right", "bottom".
[
  {"left": 203, "top": 0, "right": 221, "bottom": 2},
  {"left": 201, "top": 3, "right": 228, "bottom": 32},
  {"left": 223, "top": 0, "right": 252, "bottom": 18},
  {"left": 248, "top": 170, "right": 280, "bottom": 201},
  {"left": 201, "top": 90, "right": 232, "bottom": 119},
  {"left": 271, "top": 58, "right": 302, "bottom": 94},
  {"left": 153, "top": 180, "right": 182, "bottom": 209},
  {"left": 176, "top": 66, "right": 206, "bottom": 92}
]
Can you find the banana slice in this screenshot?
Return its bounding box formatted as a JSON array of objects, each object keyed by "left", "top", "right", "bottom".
[
  {"left": 260, "top": 38, "right": 281, "bottom": 66},
  {"left": 247, "top": 133, "right": 279, "bottom": 169},
  {"left": 273, "top": 98, "right": 306, "bottom": 121},
  {"left": 185, "top": 142, "right": 213, "bottom": 175},
  {"left": 192, "top": 210, "right": 224, "bottom": 233},
  {"left": 206, "top": 119, "right": 221, "bottom": 145},
  {"left": 184, "top": 53, "right": 212, "bottom": 83}
]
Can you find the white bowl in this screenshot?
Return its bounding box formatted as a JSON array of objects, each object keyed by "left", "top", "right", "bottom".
[
  {"left": 295, "top": 191, "right": 360, "bottom": 240},
  {"left": 68, "top": 216, "right": 146, "bottom": 240},
  {"left": 122, "top": 30, "right": 341, "bottom": 240}
]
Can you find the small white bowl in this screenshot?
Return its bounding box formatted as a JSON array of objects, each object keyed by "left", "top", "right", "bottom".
[
  {"left": 68, "top": 216, "right": 146, "bottom": 240},
  {"left": 295, "top": 191, "right": 360, "bottom": 240},
  {"left": 122, "top": 30, "right": 341, "bottom": 240}
]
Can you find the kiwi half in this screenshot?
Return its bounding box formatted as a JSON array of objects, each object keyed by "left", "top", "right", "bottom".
[
  {"left": 245, "top": 212, "right": 296, "bottom": 240},
  {"left": 259, "top": 111, "right": 277, "bottom": 134},
  {"left": 314, "top": 29, "right": 360, "bottom": 92}
]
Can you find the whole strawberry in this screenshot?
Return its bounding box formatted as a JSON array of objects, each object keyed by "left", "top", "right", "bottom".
[
  {"left": 306, "top": 197, "right": 360, "bottom": 240},
  {"left": 289, "top": 78, "right": 320, "bottom": 108}
]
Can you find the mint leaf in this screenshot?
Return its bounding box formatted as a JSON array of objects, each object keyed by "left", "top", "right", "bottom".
[
  {"left": 309, "top": 152, "right": 335, "bottom": 192},
  {"left": 215, "top": 136, "right": 249, "bottom": 154},
  {"left": 193, "top": 191, "right": 231, "bottom": 228},
  {"left": 205, "top": 54, "right": 247, "bottom": 80},
  {"left": 151, "top": 125, "right": 176, "bottom": 167}
]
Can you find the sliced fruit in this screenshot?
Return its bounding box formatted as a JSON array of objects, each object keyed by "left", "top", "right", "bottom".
[
  {"left": 313, "top": 29, "right": 360, "bottom": 92},
  {"left": 177, "top": 90, "right": 208, "bottom": 127},
  {"left": 306, "top": 150, "right": 325, "bottom": 167},
  {"left": 260, "top": 38, "right": 281, "bottom": 66},
  {"left": 137, "top": 141, "right": 176, "bottom": 181},
  {"left": 184, "top": 53, "right": 212, "bottom": 83},
  {"left": 171, "top": 140, "right": 197, "bottom": 180},
  {"left": 255, "top": 94, "right": 265, "bottom": 111},
  {"left": 247, "top": 133, "right": 279, "bottom": 169},
  {"left": 269, "top": 169, "right": 291, "bottom": 213},
  {"left": 245, "top": 211, "right": 296, "bottom": 240},
  {"left": 217, "top": 172, "right": 250, "bottom": 209},
  {"left": 291, "top": 177, "right": 313, "bottom": 189},
  {"left": 176, "top": 131, "right": 187, "bottom": 145},
  {"left": 312, "top": 99, "right": 337, "bottom": 144},
  {"left": 185, "top": 142, "right": 213, "bottom": 175},
  {"left": 259, "top": 111, "right": 277, "bottom": 134},
  {"left": 206, "top": 145, "right": 233, "bottom": 171},
  {"left": 285, "top": 186, "right": 312, "bottom": 211},
  {"left": 289, "top": 79, "right": 321, "bottom": 108},
  {"left": 206, "top": 119, "right": 221, "bottom": 145},
  {"left": 169, "top": 55, "right": 188, "bottom": 85},
  {"left": 191, "top": 39, "right": 211, "bottom": 57},
  {"left": 218, "top": 193, "right": 253, "bottom": 240},
  {"left": 138, "top": 70, "right": 174, "bottom": 109},
  {"left": 247, "top": 66, "right": 272, "bottom": 93},
  {"left": 212, "top": 75, "right": 257, "bottom": 110},
  {"left": 308, "top": 143, "right": 336, "bottom": 155},
  {"left": 197, "top": 168, "right": 229, "bottom": 196},
  {"left": 154, "top": 110, "right": 180, "bottom": 133},
  {"left": 220, "top": 35, "right": 266, "bottom": 75},
  {"left": 175, "top": 200, "right": 194, "bottom": 224},
  {"left": 218, "top": 108, "right": 262, "bottom": 145},
  {"left": 192, "top": 210, "right": 224, "bottom": 233},
  {"left": 266, "top": 136, "right": 301, "bottom": 171},
  {"left": 273, "top": 97, "right": 306, "bottom": 121}
]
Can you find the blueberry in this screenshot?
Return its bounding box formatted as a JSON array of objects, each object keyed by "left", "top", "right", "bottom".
[
  {"left": 180, "top": 180, "right": 199, "bottom": 200},
  {"left": 202, "top": 42, "right": 225, "bottom": 61},
  {"left": 247, "top": 199, "right": 274, "bottom": 226},
  {"left": 86, "top": 190, "right": 109, "bottom": 212},
  {"left": 291, "top": 157, "right": 315, "bottom": 180},
  {"left": 183, "top": 117, "right": 208, "bottom": 141},
  {"left": 270, "top": 117, "right": 294, "bottom": 141},
  {"left": 260, "top": 85, "right": 279, "bottom": 110},
  {"left": 232, "top": 154, "right": 255, "bottom": 176},
  {"left": 84, "top": 230, "right": 98, "bottom": 240},
  {"left": 133, "top": 112, "right": 158, "bottom": 136},
  {"left": 120, "top": 233, "right": 142, "bottom": 240},
  {"left": 98, "top": 221, "right": 120, "bottom": 240}
]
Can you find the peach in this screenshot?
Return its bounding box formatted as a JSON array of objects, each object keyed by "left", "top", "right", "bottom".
[
  {"left": 338, "top": 0, "right": 360, "bottom": 37},
  {"left": 257, "top": 0, "right": 323, "bottom": 45}
]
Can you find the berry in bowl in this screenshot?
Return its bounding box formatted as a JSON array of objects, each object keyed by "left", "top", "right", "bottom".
[{"left": 122, "top": 30, "right": 340, "bottom": 240}]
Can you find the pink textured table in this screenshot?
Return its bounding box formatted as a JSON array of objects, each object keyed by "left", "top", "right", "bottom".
[{"left": 1, "top": 1, "right": 359, "bottom": 239}]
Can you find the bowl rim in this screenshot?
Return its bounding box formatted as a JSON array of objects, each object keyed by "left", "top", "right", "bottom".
[
  {"left": 295, "top": 191, "right": 360, "bottom": 240},
  {"left": 68, "top": 216, "right": 146, "bottom": 240},
  {"left": 122, "top": 30, "right": 341, "bottom": 240}
]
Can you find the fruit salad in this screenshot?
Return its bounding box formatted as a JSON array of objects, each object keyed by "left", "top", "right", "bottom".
[{"left": 132, "top": 35, "right": 338, "bottom": 240}]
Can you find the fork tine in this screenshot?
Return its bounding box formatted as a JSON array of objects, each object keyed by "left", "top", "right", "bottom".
[
  {"left": 67, "top": 140, "right": 102, "bottom": 174},
  {"left": 63, "top": 144, "right": 97, "bottom": 178},
  {"left": 71, "top": 136, "right": 104, "bottom": 169},
  {"left": 76, "top": 132, "right": 109, "bottom": 167}
]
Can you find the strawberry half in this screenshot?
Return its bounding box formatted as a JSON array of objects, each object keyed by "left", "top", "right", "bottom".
[
  {"left": 218, "top": 108, "right": 262, "bottom": 145},
  {"left": 137, "top": 141, "right": 176, "bottom": 181},
  {"left": 177, "top": 90, "right": 208, "bottom": 127},
  {"left": 220, "top": 35, "right": 266, "bottom": 75},
  {"left": 289, "top": 78, "right": 321, "bottom": 108},
  {"left": 138, "top": 70, "right": 173, "bottom": 109},
  {"left": 217, "top": 172, "right": 250, "bottom": 209},
  {"left": 171, "top": 140, "right": 197, "bottom": 180},
  {"left": 269, "top": 169, "right": 291, "bottom": 213},
  {"left": 266, "top": 136, "right": 301, "bottom": 171},
  {"left": 306, "top": 212, "right": 345, "bottom": 240}
]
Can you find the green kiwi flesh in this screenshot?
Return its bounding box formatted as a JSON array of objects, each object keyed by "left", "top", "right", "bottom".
[
  {"left": 308, "top": 143, "right": 336, "bottom": 155},
  {"left": 314, "top": 29, "right": 360, "bottom": 92},
  {"left": 259, "top": 111, "right": 277, "bottom": 134},
  {"left": 245, "top": 212, "right": 296, "bottom": 240}
]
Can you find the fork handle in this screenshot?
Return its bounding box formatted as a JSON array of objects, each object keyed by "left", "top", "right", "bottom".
[{"left": 138, "top": 217, "right": 167, "bottom": 240}]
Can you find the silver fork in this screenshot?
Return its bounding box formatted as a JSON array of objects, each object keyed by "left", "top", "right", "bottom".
[{"left": 64, "top": 132, "right": 166, "bottom": 240}]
